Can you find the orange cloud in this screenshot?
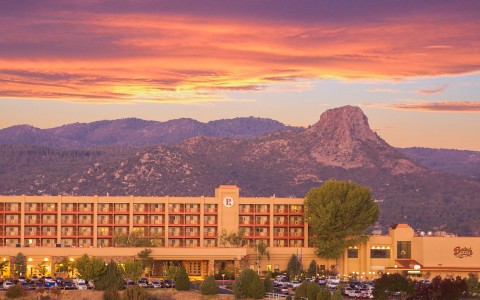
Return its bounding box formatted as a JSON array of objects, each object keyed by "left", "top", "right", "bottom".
[{"left": 0, "top": 2, "right": 479, "bottom": 103}]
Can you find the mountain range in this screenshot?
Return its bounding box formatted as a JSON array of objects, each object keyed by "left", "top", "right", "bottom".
[{"left": 0, "top": 106, "right": 479, "bottom": 235}]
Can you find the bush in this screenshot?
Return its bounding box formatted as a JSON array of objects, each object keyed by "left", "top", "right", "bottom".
[
  {"left": 286, "top": 296, "right": 292, "bottom": 300},
  {"left": 6, "top": 284, "right": 26, "bottom": 298},
  {"left": 233, "top": 268, "right": 264, "bottom": 299},
  {"left": 294, "top": 281, "right": 308, "bottom": 299},
  {"left": 200, "top": 275, "right": 219, "bottom": 295},
  {"left": 122, "top": 286, "right": 150, "bottom": 300},
  {"left": 96, "top": 260, "right": 125, "bottom": 291},
  {"left": 104, "top": 289, "right": 121, "bottom": 300},
  {"left": 331, "top": 289, "right": 343, "bottom": 300},
  {"left": 174, "top": 264, "right": 190, "bottom": 291},
  {"left": 264, "top": 273, "right": 273, "bottom": 293},
  {"left": 307, "top": 281, "right": 320, "bottom": 300},
  {"left": 248, "top": 274, "right": 265, "bottom": 299},
  {"left": 316, "top": 288, "right": 331, "bottom": 300}
]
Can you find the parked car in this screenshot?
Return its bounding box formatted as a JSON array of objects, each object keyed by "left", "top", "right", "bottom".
[
  {"left": 3, "top": 281, "right": 13, "bottom": 289},
  {"left": 62, "top": 280, "right": 76, "bottom": 290},
  {"left": 87, "top": 280, "right": 95, "bottom": 289},
  {"left": 137, "top": 278, "right": 148, "bottom": 287},
  {"left": 44, "top": 281, "right": 56, "bottom": 289},
  {"left": 163, "top": 279, "right": 175, "bottom": 288},
  {"left": 327, "top": 282, "right": 338, "bottom": 289},
  {"left": 74, "top": 279, "right": 88, "bottom": 290},
  {"left": 151, "top": 280, "right": 163, "bottom": 288},
  {"left": 327, "top": 276, "right": 340, "bottom": 284},
  {"left": 291, "top": 281, "right": 301, "bottom": 288},
  {"left": 317, "top": 277, "right": 327, "bottom": 285}
]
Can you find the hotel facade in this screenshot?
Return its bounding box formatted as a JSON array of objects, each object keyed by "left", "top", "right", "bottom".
[{"left": 0, "top": 185, "right": 478, "bottom": 279}]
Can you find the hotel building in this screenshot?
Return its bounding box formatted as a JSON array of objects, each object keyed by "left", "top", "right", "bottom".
[{"left": 0, "top": 185, "right": 478, "bottom": 279}]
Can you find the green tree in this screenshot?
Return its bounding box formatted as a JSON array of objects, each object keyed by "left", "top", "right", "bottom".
[
  {"left": 12, "top": 252, "right": 27, "bottom": 277},
  {"left": 294, "top": 281, "right": 308, "bottom": 299},
  {"left": 137, "top": 248, "right": 153, "bottom": 275},
  {"left": 286, "top": 254, "right": 302, "bottom": 279},
  {"left": 467, "top": 273, "right": 480, "bottom": 297},
  {"left": 264, "top": 273, "right": 273, "bottom": 293},
  {"left": 331, "top": 289, "right": 343, "bottom": 300},
  {"left": 307, "top": 281, "right": 320, "bottom": 300},
  {"left": 304, "top": 180, "right": 379, "bottom": 260},
  {"left": 166, "top": 265, "right": 178, "bottom": 281},
  {"left": 307, "top": 260, "right": 317, "bottom": 277},
  {"left": 121, "top": 259, "right": 143, "bottom": 282},
  {"left": 373, "top": 273, "right": 415, "bottom": 300},
  {"left": 219, "top": 229, "right": 246, "bottom": 247},
  {"left": 429, "top": 275, "right": 468, "bottom": 300},
  {"left": 74, "top": 254, "right": 106, "bottom": 282},
  {"left": 95, "top": 260, "right": 124, "bottom": 291},
  {"left": 200, "top": 275, "right": 219, "bottom": 295},
  {"left": 248, "top": 274, "right": 265, "bottom": 299},
  {"left": 233, "top": 269, "right": 264, "bottom": 299},
  {"left": 174, "top": 264, "right": 190, "bottom": 291},
  {"left": 253, "top": 240, "right": 270, "bottom": 274},
  {"left": 316, "top": 288, "right": 331, "bottom": 300}
]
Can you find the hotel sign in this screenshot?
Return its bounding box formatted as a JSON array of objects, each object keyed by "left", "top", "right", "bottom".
[
  {"left": 453, "top": 246, "right": 473, "bottom": 258},
  {"left": 223, "top": 196, "right": 234, "bottom": 208}
]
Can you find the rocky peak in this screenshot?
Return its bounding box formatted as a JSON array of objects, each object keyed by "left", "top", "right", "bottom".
[{"left": 308, "top": 105, "right": 380, "bottom": 143}]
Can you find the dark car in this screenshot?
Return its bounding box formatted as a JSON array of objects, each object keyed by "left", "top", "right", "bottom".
[
  {"left": 163, "top": 280, "right": 175, "bottom": 288},
  {"left": 62, "top": 280, "right": 76, "bottom": 290},
  {"left": 44, "top": 281, "right": 56, "bottom": 289},
  {"left": 56, "top": 277, "right": 64, "bottom": 285}
]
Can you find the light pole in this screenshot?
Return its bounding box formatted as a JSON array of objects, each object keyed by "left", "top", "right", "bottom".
[{"left": 222, "top": 273, "right": 225, "bottom": 287}]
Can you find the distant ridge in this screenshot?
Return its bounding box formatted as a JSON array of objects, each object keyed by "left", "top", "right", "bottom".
[{"left": 0, "top": 117, "right": 295, "bottom": 149}]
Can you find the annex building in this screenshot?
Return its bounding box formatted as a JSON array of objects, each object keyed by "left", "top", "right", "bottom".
[{"left": 0, "top": 185, "right": 478, "bottom": 279}]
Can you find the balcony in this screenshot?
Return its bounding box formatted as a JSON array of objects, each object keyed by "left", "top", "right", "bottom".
[
  {"left": 205, "top": 231, "right": 216, "bottom": 237},
  {"left": 205, "top": 207, "right": 217, "bottom": 213},
  {"left": 134, "top": 220, "right": 146, "bottom": 225},
  {"left": 188, "top": 231, "right": 199, "bottom": 237},
  {"left": 256, "top": 220, "right": 269, "bottom": 226},
  {"left": 150, "top": 219, "right": 164, "bottom": 225},
  {"left": 240, "top": 208, "right": 253, "bottom": 214},
  {"left": 256, "top": 208, "right": 269, "bottom": 214},
  {"left": 186, "top": 220, "right": 199, "bottom": 225},
  {"left": 186, "top": 208, "right": 200, "bottom": 213},
  {"left": 290, "top": 220, "right": 303, "bottom": 226},
  {"left": 170, "top": 207, "right": 183, "bottom": 213},
  {"left": 206, "top": 219, "right": 216, "bottom": 225},
  {"left": 290, "top": 208, "right": 304, "bottom": 214},
  {"left": 42, "top": 220, "right": 56, "bottom": 225}
]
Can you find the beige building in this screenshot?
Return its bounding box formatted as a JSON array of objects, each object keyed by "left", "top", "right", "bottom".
[{"left": 0, "top": 185, "right": 478, "bottom": 279}]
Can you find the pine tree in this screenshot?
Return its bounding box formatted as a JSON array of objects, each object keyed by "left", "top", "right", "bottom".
[
  {"left": 307, "top": 260, "right": 317, "bottom": 277},
  {"left": 174, "top": 264, "right": 190, "bottom": 291},
  {"left": 294, "top": 281, "right": 308, "bottom": 299},
  {"left": 248, "top": 272, "right": 265, "bottom": 299},
  {"left": 200, "top": 275, "right": 219, "bottom": 295},
  {"left": 96, "top": 260, "right": 124, "bottom": 291},
  {"left": 316, "top": 288, "right": 331, "bottom": 300},
  {"left": 331, "top": 289, "right": 343, "bottom": 300},
  {"left": 307, "top": 281, "right": 320, "bottom": 300},
  {"left": 264, "top": 273, "right": 273, "bottom": 293},
  {"left": 233, "top": 268, "right": 256, "bottom": 299}
]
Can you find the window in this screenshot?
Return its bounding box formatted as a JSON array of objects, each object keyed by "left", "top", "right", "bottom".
[
  {"left": 370, "top": 249, "right": 390, "bottom": 259},
  {"left": 348, "top": 249, "right": 359, "bottom": 258},
  {"left": 397, "top": 241, "right": 411, "bottom": 259}
]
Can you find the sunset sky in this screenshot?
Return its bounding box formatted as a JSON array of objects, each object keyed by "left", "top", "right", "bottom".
[{"left": 1, "top": 0, "right": 479, "bottom": 150}]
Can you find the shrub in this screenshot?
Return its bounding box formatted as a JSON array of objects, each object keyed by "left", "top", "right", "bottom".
[
  {"left": 248, "top": 274, "right": 265, "bottom": 299},
  {"left": 6, "top": 284, "right": 26, "bottom": 298},
  {"left": 96, "top": 260, "right": 125, "bottom": 291},
  {"left": 316, "top": 288, "right": 331, "bottom": 300},
  {"left": 294, "top": 281, "right": 308, "bottom": 299},
  {"left": 264, "top": 273, "right": 273, "bottom": 293},
  {"left": 104, "top": 288, "right": 121, "bottom": 300},
  {"left": 200, "top": 275, "right": 219, "bottom": 295},
  {"left": 174, "top": 264, "right": 190, "bottom": 291},
  {"left": 233, "top": 268, "right": 264, "bottom": 299},
  {"left": 330, "top": 289, "right": 343, "bottom": 300},
  {"left": 286, "top": 296, "right": 292, "bottom": 300},
  {"left": 307, "top": 281, "right": 320, "bottom": 300},
  {"left": 122, "top": 286, "right": 150, "bottom": 300}
]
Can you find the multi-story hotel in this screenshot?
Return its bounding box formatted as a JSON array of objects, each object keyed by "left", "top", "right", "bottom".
[{"left": 0, "top": 185, "right": 478, "bottom": 279}]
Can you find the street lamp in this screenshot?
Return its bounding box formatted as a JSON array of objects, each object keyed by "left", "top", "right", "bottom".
[{"left": 222, "top": 273, "right": 225, "bottom": 287}]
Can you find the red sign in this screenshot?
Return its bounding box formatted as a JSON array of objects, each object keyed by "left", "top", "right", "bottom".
[{"left": 453, "top": 246, "right": 473, "bottom": 258}]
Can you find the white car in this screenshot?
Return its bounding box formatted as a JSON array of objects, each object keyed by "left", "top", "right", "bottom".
[
  {"left": 74, "top": 278, "right": 88, "bottom": 290},
  {"left": 151, "top": 280, "right": 163, "bottom": 288},
  {"left": 291, "top": 281, "right": 301, "bottom": 288},
  {"left": 327, "top": 276, "right": 340, "bottom": 284},
  {"left": 3, "top": 282, "right": 13, "bottom": 289},
  {"left": 327, "top": 282, "right": 338, "bottom": 289}
]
